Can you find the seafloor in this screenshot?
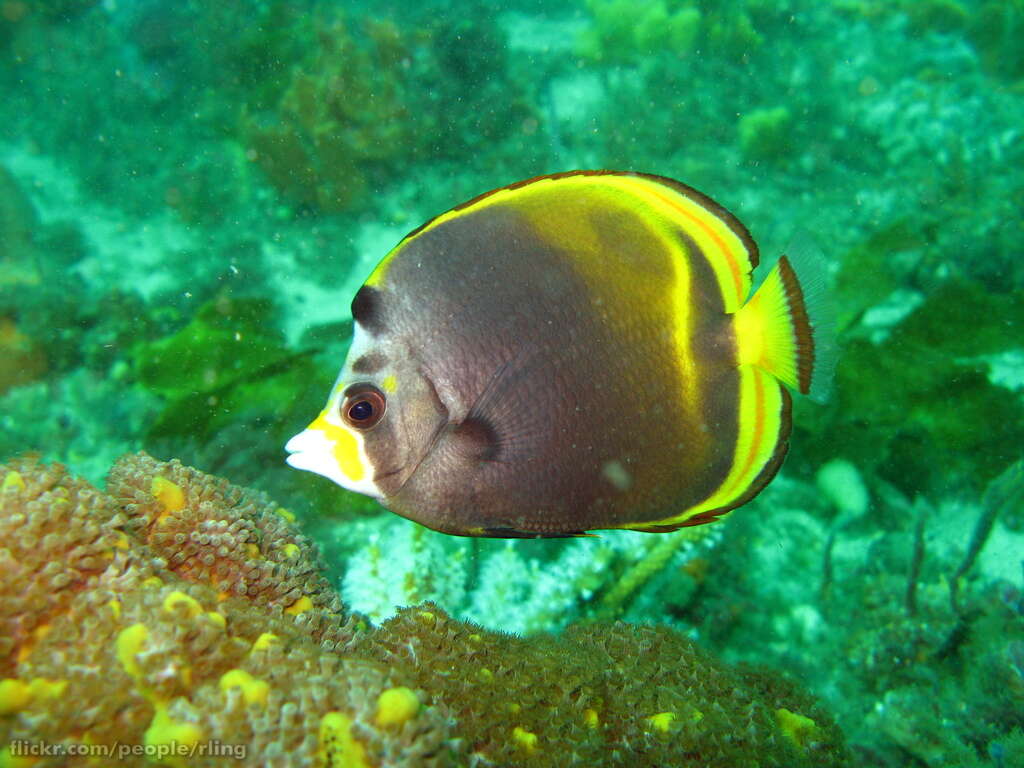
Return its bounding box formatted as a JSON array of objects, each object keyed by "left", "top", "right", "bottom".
[{"left": 1, "top": 1, "right": 1023, "bottom": 766}]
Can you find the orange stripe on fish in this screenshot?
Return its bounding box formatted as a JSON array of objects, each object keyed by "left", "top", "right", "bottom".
[
  {"left": 641, "top": 184, "right": 745, "bottom": 306},
  {"left": 728, "top": 366, "right": 766, "bottom": 503}
]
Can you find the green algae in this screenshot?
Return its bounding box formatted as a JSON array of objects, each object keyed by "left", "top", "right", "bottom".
[{"left": 806, "top": 278, "right": 1024, "bottom": 496}]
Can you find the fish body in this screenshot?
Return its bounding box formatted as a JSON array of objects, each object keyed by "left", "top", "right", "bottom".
[{"left": 286, "top": 171, "right": 828, "bottom": 537}]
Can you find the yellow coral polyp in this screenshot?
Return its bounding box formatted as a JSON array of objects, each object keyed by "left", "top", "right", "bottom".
[
  {"left": 375, "top": 686, "right": 419, "bottom": 727},
  {"left": 251, "top": 633, "right": 279, "bottom": 652},
  {"left": 142, "top": 576, "right": 164, "bottom": 589},
  {"left": 31, "top": 678, "right": 67, "bottom": 700},
  {"left": 275, "top": 506, "right": 296, "bottom": 522},
  {"left": 0, "top": 678, "right": 69, "bottom": 716},
  {"left": 646, "top": 711, "right": 677, "bottom": 733},
  {"left": 144, "top": 706, "right": 204, "bottom": 767},
  {"left": 318, "top": 711, "right": 371, "bottom": 768},
  {"left": 0, "top": 679, "right": 33, "bottom": 715},
  {"left": 116, "top": 623, "right": 149, "bottom": 678},
  {"left": 206, "top": 611, "right": 226, "bottom": 628},
  {"left": 285, "top": 595, "right": 314, "bottom": 616},
  {"left": 150, "top": 476, "right": 185, "bottom": 519},
  {"left": 219, "top": 669, "right": 270, "bottom": 707},
  {"left": 162, "top": 591, "right": 203, "bottom": 618},
  {"left": 16, "top": 624, "right": 50, "bottom": 664},
  {"left": 282, "top": 542, "right": 300, "bottom": 559},
  {"left": 775, "top": 707, "right": 821, "bottom": 749},
  {"left": 2, "top": 471, "right": 26, "bottom": 492},
  {"left": 477, "top": 667, "right": 494, "bottom": 683},
  {"left": 512, "top": 726, "right": 538, "bottom": 753},
  {"left": 583, "top": 708, "right": 600, "bottom": 729}
]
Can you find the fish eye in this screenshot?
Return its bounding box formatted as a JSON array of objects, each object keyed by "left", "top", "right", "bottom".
[{"left": 340, "top": 385, "right": 386, "bottom": 430}]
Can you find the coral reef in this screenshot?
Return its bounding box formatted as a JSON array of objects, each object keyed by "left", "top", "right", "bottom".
[
  {"left": 0, "top": 368, "right": 159, "bottom": 487},
  {"left": 351, "top": 605, "right": 847, "bottom": 768},
  {"left": 576, "top": 0, "right": 702, "bottom": 65},
  {"left": 0, "top": 316, "right": 45, "bottom": 396},
  {"left": 105, "top": 453, "right": 345, "bottom": 632},
  {"left": 339, "top": 517, "right": 468, "bottom": 624},
  {"left": 694, "top": 461, "right": 1024, "bottom": 767},
  {"left": 240, "top": 8, "right": 532, "bottom": 214},
  {"left": 0, "top": 166, "right": 46, "bottom": 395},
  {"left": 331, "top": 511, "right": 714, "bottom": 634},
  {"left": 0, "top": 453, "right": 450, "bottom": 767},
  {"left": 737, "top": 106, "right": 793, "bottom": 162},
  {"left": 0, "top": 165, "right": 40, "bottom": 291},
  {"left": 576, "top": 0, "right": 765, "bottom": 67},
  {"left": 240, "top": 13, "right": 420, "bottom": 212},
  {"left": 0, "top": 453, "right": 850, "bottom": 767}
]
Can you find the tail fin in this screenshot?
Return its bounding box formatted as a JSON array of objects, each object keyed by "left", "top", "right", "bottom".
[{"left": 733, "top": 236, "right": 834, "bottom": 400}]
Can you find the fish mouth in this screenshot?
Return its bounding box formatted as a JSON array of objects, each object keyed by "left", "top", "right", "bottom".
[
  {"left": 283, "top": 430, "right": 317, "bottom": 467},
  {"left": 283, "top": 429, "right": 342, "bottom": 481},
  {"left": 283, "top": 427, "right": 383, "bottom": 498}
]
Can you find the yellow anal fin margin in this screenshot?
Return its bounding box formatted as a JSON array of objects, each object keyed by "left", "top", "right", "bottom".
[{"left": 629, "top": 365, "right": 791, "bottom": 531}]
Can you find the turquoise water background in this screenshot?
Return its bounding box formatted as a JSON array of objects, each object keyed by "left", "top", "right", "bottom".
[{"left": 2, "top": 1, "right": 1023, "bottom": 765}]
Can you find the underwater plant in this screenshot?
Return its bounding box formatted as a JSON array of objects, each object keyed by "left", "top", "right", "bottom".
[{"left": 239, "top": 8, "right": 532, "bottom": 215}]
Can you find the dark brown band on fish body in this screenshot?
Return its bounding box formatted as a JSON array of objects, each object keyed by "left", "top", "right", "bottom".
[
  {"left": 351, "top": 285, "right": 385, "bottom": 335},
  {"left": 671, "top": 385, "right": 793, "bottom": 529},
  {"left": 674, "top": 227, "right": 740, "bottom": 510}
]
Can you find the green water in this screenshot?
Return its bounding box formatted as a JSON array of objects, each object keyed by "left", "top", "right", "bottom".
[{"left": 1, "top": 1, "right": 1022, "bottom": 765}]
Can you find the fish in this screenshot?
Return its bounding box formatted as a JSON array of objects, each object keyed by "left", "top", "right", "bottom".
[{"left": 285, "top": 170, "right": 831, "bottom": 538}]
